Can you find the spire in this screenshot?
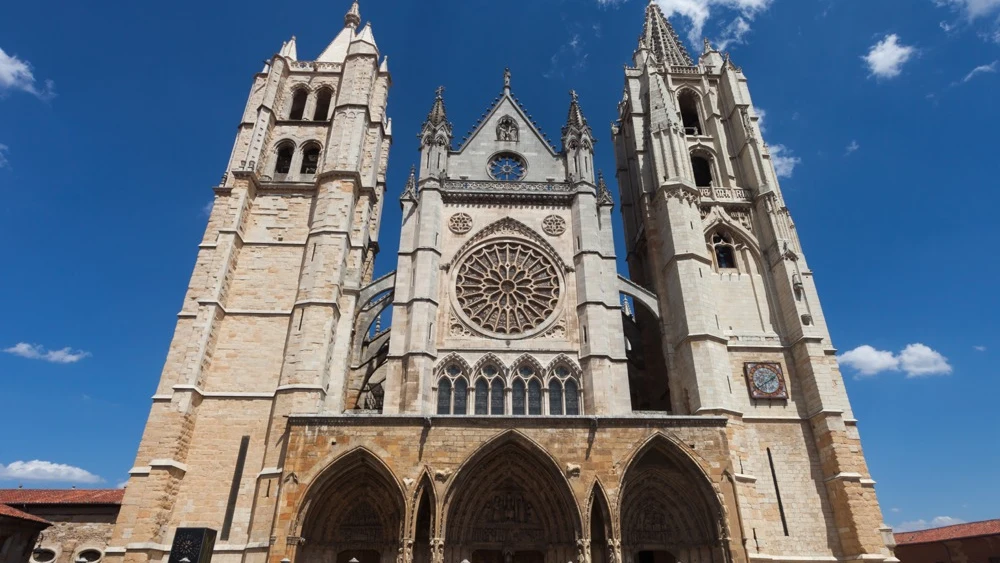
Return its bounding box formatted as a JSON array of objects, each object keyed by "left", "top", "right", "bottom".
[
  {"left": 562, "top": 90, "right": 594, "bottom": 148},
  {"left": 400, "top": 165, "right": 417, "bottom": 204},
  {"left": 345, "top": 1, "right": 361, "bottom": 29},
  {"left": 597, "top": 170, "right": 614, "bottom": 207},
  {"left": 426, "top": 86, "right": 448, "bottom": 127},
  {"left": 640, "top": 1, "right": 693, "bottom": 66},
  {"left": 279, "top": 36, "right": 297, "bottom": 60},
  {"left": 622, "top": 296, "right": 634, "bottom": 319}
]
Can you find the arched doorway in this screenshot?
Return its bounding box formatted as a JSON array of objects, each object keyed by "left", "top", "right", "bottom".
[
  {"left": 443, "top": 434, "right": 581, "bottom": 563},
  {"left": 620, "top": 438, "right": 728, "bottom": 563},
  {"left": 296, "top": 450, "right": 405, "bottom": 563}
]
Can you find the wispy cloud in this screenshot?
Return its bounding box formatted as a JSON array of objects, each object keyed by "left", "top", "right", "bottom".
[
  {"left": 934, "top": 0, "right": 1000, "bottom": 20},
  {"left": 4, "top": 342, "right": 91, "bottom": 364},
  {"left": 769, "top": 144, "right": 801, "bottom": 178},
  {"left": 895, "top": 516, "right": 965, "bottom": 532},
  {"left": 962, "top": 60, "right": 998, "bottom": 82},
  {"left": 0, "top": 460, "right": 103, "bottom": 484},
  {"left": 845, "top": 140, "right": 860, "bottom": 155},
  {"left": 0, "top": 143, "right": 8, "bottom": 169},
  {"left": 598, "top": 0, "right": 775, "bottom": 49},
  {"left": 838, "top": 343, "right": 953, "bottom": 378},
  {"left": 0, "top": 47, "right": 55, "bottom": 100},
  {"left": 974, "top": 345, "right": 987, "bottom": 352},
  {"left": 203, "top": 200, "right": 214, "bottom": 216},
  {"left": 864, "top": 34, "right": 916, "bottom": 79}
]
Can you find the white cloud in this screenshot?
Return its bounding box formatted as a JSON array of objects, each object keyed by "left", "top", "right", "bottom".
[
  {"left": 755, "top": 107, "right": 767, "bottom": 133},
  {"left": 838, "top": 345, "right": 900, "bottom": 376},
  {"left": 116, "top": 480, "right": 129, "bottom": 489},
  {"left": 962, "top": 60, "right": 998, "bottom": 82},
  {"left": 895, "top": 516, "right": 966, "bottom": 532},
  {"left": 898, "top": 343, "right": 953, "bottom": 377},
  {"left": 838, "top": 343, "right": 952, "bottom": 377},
  {"left": 4, "top": 342, "right": 91, "bottom": 364},
  {"left": 0, "top": 143, "right": 8, "bottom": 169},
  {"left": 935, "top": 0, "right": 1000, "bottom": 19},
  {"left": 0, "top": 460, "right": 102, "bottom": 484},
  {"left": 891, "top": 507, "right": 901, "bottom": 513},
  {"left": 940, "top": 20, "right": 956, "bottom": 32},
  {"left": 203, "top": 200, "right": 214, "bottom": 216},
  {"left": 0, "top": 47, "right": 55, "bottom": 100},
  {"left": 974, "top": 345, "right": 987, "bottom": 352},
  {"left": 599, "top": 0, "right": 775, "bottom": 48},
  {"left": 769, "top": 144, "right": 801, "bottom": 178},
  {"left": 845, "top": 140, "right": 860, "bottom": 155},
  {"left": 864, "top": 34, "right": 916, "bottom": 79}
]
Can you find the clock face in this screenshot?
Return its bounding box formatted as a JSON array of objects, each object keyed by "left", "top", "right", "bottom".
[
  {"left": 752, "top": 367, "right": 781, "bottom": 394},
  {"left": 745, "top": 362, "right": 787, "bottom": 399}
]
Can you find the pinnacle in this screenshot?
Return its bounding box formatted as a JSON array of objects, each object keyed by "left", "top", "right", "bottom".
[
  {"left": 345, "top": 1, "right": 361, "bottom": 29},
  {"left": 426, "top": 86, "right": 448, "bottom": 127}
]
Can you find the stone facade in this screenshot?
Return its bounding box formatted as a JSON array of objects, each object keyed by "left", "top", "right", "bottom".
[{"left": 107, "top": 3, "right": 896, "bottom": 563}]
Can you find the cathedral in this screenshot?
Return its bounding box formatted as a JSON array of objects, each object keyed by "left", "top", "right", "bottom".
[{"left": 105, "top": 3, "right": 897, "bottom": 563}]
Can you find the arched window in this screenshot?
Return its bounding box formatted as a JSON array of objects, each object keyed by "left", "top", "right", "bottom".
[
  {"left": 275, "top": 142, "right": 294, "bottom": 175},
  {"left": 474, "top": 378, "right": 489, "bottom": 415},
  {"left": 437, "top": 378, "right": 452, "bottom": 415},
  {"left": 300, "top": 143, "right": 321, "bottom": 174},
  {"left": 711, "top": 232, "right": 737, "bottom": 270},
  {"left": 454, "top": 377, "right": 468, "bottom": 415},
  {"left": 490, "top": 379, "right": 505, "bottom": 415},
  {"left": 691, "top": 154, "right": 713, "bottom": 187},
  {"left": 528, "top": 379, "right": 542, "bottom": 415},
  {"left": 678, "top": 90, "right": 703, "bottom": 135},
  {"left": 565, "top": 379, "right": 580, "bottom": 415},
  {"left": 314, "top": 88, "right": 333, "bottom": 121},
  {"left": 288, "top": 88, "right": 308, "bottom": 120},
  {"left": 549, "top": 380, "right": 564, "bottom": 415},
  {"left": 512, "top": 379, "right": 526, "bottom": 415}
]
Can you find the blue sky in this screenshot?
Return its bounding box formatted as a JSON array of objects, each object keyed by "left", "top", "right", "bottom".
[{"left": 1, "top": 0, "right": 998, "bottom": 533}]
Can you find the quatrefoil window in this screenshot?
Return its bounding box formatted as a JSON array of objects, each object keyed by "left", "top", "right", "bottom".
[
  {"left": 488, "top": 153, "right": 526, "bottom": 181},
  {"left": 455, "top": 241, "right": 561, "bottom": 336}
]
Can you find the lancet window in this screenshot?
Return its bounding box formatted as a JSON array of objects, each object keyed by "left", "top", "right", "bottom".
[
  {"left": 274, "top": 141, "right": 294, "bottom": 175},
  {"left": 436, "top": 356, "right": 581, "bottom": 416},
  {"left": 436, "top": 362, "right": 469, "bottom": 415},
  {"left": 288, "top": 88, "right": 308, "bottom": 120},
  {"left": 711, "top": 231, "right": 738, "bottom": 270},
  {"left": 300, "top": 143, "right": 321, "bottom": 174},
  {"left": 313, "top": 88, "right": 333, "bottom": 121}
]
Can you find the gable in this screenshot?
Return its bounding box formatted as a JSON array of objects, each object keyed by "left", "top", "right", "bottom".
[{"left": 449, "top": 96, "right": 566, "bottom": 183}]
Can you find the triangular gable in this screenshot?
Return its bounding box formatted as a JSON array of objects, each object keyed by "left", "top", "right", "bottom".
[{"left": 455, "top": 92, "right": 558, "bottom": 156}]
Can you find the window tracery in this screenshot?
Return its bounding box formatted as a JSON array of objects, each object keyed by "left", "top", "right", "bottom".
[
  {"left": 436, "top": 356, "right": 580, "bottom": 416},
  {"left": 449, "top": 213, "right": 473, "bottom": 234},
  {"left": 542, "top": 215, "right": 566, "bottom": 236},
  {"left": 488, "top": 153, "right": 526, "bottom": 181},
  {"left": 711, "top": 231, "right": 738, "bottom": 270},
  {"left": 454, "top": 241, "right": 561, "bottom": 336},
  {"left": 497, "top": 116, "right": 519, "bottom": 142}
]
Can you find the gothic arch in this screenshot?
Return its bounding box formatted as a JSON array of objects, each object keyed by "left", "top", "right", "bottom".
[
  {"left": 546, "top": 354, "right": 583, "bottom": 382},
  {"left": 587, "top": 479, "right": 616, "bottom": 539},
  {"left": 588, "top": 480, "right": 616, "bottom": 563},
  {"left": 617, "top": 434, "right": 728, "bottom": 561},
  {"left": 436, "top": 353, "right": 473, "bottom": 377},
  {"left": 441, "top": 431, "right": 583, "bottom": 558},
  {"left": 296, "top": 448, "right": 406, "bottom": 563},
  {"left": 510, "top": 354, "right": 546, "bottom": 380},
  {"left": 470, "top": 353, "right": 508, "bottom": 378},
  {"left": 703, "top": 221, "right": 763, "bottom": 275},
  {"left": 407, "top": 471, "right": 438, "bottom": 539}
]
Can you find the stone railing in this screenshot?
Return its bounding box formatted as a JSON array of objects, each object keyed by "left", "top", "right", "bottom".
[
  {"left": 670, "top": 65, "right": 701, "bottom": 74},
  {"left": 699, "top": 186, "right": 752, "bottom": 202},
  {"left": 442, "top": 179, "right": 574, "bottom": 195}
]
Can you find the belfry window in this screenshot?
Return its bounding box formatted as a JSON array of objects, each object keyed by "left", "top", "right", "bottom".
[
  {"left": 314, "top": 88, "right": 333, "bottom": 121},
  {"left": 300, "top": 143, "right": 321, "bottom": 174},
  {"left": 289, "top": 89, "right": 308, "bottom": 120},
  {"left": 275, "top": 142, "right": 294, "bottom": 175},
  {"left": 712, "top": 232, "right": 738, "bottom": 270},
  {"left": 692, "top": 155, "right": 713, "bottom": 187},
  {"left": 679, "top": 90, "right": 703, "bottom": 135}
]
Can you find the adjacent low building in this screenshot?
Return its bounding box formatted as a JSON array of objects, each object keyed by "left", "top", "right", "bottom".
[
  {"left": 895, "top": 520, "right": 1000, "bottom": 563},
  {"left": 0, "top": 490, "right": 123, "bottom": 563}
]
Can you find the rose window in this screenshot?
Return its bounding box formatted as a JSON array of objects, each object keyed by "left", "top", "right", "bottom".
[
  {"left": 488, "top": 153, "right": 526, "bottom": 181},
  {"left": 455, "top": 241, "right": 561, "bottom": 336}
]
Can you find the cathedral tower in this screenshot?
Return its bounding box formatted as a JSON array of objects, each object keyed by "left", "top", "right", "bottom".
[{"left": 106, "top": 4, "right": 895, "bottom": 563}]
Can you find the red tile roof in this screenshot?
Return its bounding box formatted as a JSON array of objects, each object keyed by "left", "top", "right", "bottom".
[
  {"left": 0, "top": 489, "right": 125, "bottom": 506},
  {"left": 895, "top": 519, "right": 1000, "bottom": 545},
  {"left": 0, "top": 503, "right": 51, "bottom": 525}
]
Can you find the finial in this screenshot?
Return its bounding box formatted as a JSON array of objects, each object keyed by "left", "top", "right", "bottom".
[
  {"left": 504, "top": 67, "right": 511, "bottom": 91},
  {"left": 345, "top": 1, "right": 361, "bottom": 29},
  {"left": 435, "top": 85, "right": 444, "bottom": 99},
  {"left": 570, "top": 90, "right": 578, "bottom": 102}
]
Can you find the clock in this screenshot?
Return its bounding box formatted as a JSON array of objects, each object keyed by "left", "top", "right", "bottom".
[{"left": 745, "top": 362, "right": 788, "bottom": 400}]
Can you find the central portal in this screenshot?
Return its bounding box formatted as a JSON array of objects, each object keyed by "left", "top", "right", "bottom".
[{"left": 443, "top": 436, "right": 580, "bottom": 563}]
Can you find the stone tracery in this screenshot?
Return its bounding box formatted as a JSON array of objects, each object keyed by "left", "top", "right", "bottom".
[{"left": 455, "top": 241, "right": 561, "bottom": 336}]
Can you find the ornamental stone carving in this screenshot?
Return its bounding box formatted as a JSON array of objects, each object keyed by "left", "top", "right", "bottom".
[
  {"left": 449, "top": 213, "right": 473, "bottom": 234},
  {"left": 454, "top": 241, "right": 561, "bottom": 337},
  {"left": 542, "top": 215, "right": 566, "bottom": 236}
]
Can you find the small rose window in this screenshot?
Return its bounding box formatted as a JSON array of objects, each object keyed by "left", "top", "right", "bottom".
[{"left": 488, "top": 153, "right": 526, "bottom": 181}]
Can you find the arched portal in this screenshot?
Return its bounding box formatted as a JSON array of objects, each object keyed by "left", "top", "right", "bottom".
[
  {"left": 443, "top": 434, "right": 581, "bottom": 563},
  {"left": 620, "top": 438, "right": 727, "bottom": 563},
  {"left": 297, "top": 450, "right": 405, "bottom": 563}
]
